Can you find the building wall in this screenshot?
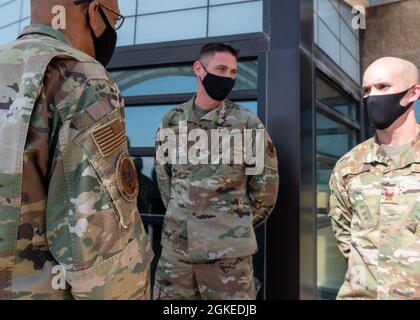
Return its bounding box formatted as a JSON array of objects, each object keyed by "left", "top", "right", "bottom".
[{"left": 362, "top": 0, "right": 420, "bottom": 70}]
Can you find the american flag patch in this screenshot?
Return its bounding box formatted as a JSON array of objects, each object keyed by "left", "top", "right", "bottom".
[{"left": 90, "top": 118, "right": 127, "bottom": 157}]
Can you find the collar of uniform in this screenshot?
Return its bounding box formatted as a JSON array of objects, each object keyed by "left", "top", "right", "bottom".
[
  {"left": 181, "top": 95, "right": 230, "bottom": 125},
  {"left": 18, "top": 24, "right": 71, "bottom": 46},
  {"left": 363, "top": 124, "right": 420, "bottom": 167}
]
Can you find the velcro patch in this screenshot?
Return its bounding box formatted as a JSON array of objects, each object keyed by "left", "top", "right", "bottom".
[
  {"left": 90, "top": 118, "right": 127, "bottom": 157},
  {"left": 116, "top": 152, "right": 139, "bottom": 202}
]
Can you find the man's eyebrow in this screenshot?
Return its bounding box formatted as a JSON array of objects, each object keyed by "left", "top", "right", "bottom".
[
  {"left": 373, "top": 81, "right": 392, "bottom": 86},
  {"left": 215, "top": 64, "right": 237, "bottom": 71}
]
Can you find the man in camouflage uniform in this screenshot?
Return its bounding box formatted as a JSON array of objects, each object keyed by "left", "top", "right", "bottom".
[
  {"left": 329, "top": 57, "right": 420, "bottom": 299},
  {"left": 0, "top": 0, "right": 153, "bottom": 300},
  {"left": 154, "top": 43, "right": 279, "bottom": 300}
]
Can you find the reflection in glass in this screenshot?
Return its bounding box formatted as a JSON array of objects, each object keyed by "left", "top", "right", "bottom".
[
  {"left": 132, "top": 157, "right": 166, "bottom": 215},
  {"left": 117, "top": 16, "right": 135, "bottom": 47},
  {"left": 313, "top": 0, "right": 361, "bottom": 83},
  {"left": 316, "top": 112, "right": 358, "bottom": 159},
  {"left": 317, "top": 0, "right": 339, "bottom": 36},
  {"left": 138, "top": 0, "right": 207, "bottom": 15},
  {"left": 125, "top": 101, "right": 258, "bottom": 148},
  {"left": 0, "top": 0, "right": 21, "bottom": 28},
  {"left": 316, "top": 76, "right": 358, "bottom": 121},
  {"left": 112, "top": 61, "right": 258, "bottom": 97},
  {"left": 125, "top": 105, "right": 175, "bottom": 148},
  {"left": 136, "top": 8, "right": 207, "bottom": 44},
  {"left": 208, "top": 1, "right": 263, "bottom": 37},
  {"left": 316, "top": 160, "right": 334, "bottom": 214},
  {"left": 0, "top": 23, "right": 19, "bottom": 45},
  {"left": 315, "top": 74, "right": 359, "bottom": 298},
  {"left": 317, "top": 223, "right": 347, "bottom": 300},
  {"left": 239, "top": 101, "right": 258, "bottom": 115}
]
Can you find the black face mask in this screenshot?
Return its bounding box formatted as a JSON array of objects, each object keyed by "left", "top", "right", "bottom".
[
  {"left": 86, "top": 6, "right": 117, "bottom": 67},
  {"left": 200, "top": 64, "right": 236, "bottom": 101},
  {"left": 364, "top": 87, "right": 416, "bottom": 130}
]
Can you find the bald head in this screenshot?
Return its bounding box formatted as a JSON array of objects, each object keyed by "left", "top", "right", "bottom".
[
  {"left": 363, "top": 57, "right": 419, "bottom": 98},
  {"left": 30, "top": 0, "right": 117, "bottom": 20},
  {"left": 30, "top": 0, "right": 120, "bottom": 62}
]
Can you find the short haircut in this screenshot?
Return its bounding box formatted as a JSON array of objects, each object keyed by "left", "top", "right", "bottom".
[{"left": 198, "top": 43, "right": 240, "bottom": 61}]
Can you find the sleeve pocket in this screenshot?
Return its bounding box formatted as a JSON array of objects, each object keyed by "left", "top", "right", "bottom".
[{"left": 65, "top": 238, "right": 151, "bottom": 300}]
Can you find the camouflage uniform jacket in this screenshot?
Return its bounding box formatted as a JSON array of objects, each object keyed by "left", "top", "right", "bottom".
[
  {"left": 0, "top": 25, "right": 153, "bottom": 300},
  {"left": 155, "top": 96, "right": 279, "bottom": 260},
  {"left": 329, "top": 126, "right": 420, "bottom": 299}
]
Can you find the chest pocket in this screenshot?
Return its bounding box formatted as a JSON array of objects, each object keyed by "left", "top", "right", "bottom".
[
  {"left": 72, "top": 105, "right": 138, "bottom": 229},
  {"left": 208, "top": 127, "right": 245, "bottom": 175},
  {"left": 344, "top": 165, "right": 380, "bottom": 230},
  {"left": 402, "top": 164, "right": 420, "bottom": 238}
]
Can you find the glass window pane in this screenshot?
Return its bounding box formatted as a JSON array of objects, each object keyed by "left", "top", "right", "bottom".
[
  {"left": 0, "top": 0, "right": 21, "bottom": 28},
  {"left": 19, "top": 18, "right": 29, "bottom": 32},
  {"left": 136, "top": 8, "right": 207, "bottom": 44},
  {"left": 317, "top": 223, "right": 347, "bottom": 299},
  {"left": 112, "top": 61, "right": 258, "bottom": 97},
  {"left": 330, "top": 0, "right": 339, "bottom": 11},
  {"left": 22, "top": 0, "right": 30, "bottom": 18},
  {"left": 316, "top": 112, "right": 358, "bottom": 159},
  {"left": 210, "top": 0, "right": 252, "bottom": 4},
  {"left": 238, "top": 101, "right": 258, "bottom": 115},
  {"left": 340, "top": 47, "right": 360, "bottom": 83},
  {"left": 208, "top": 1, "right": 263, "bottom": 37},
  {"left": 340, "top": 20, "right": 358, "bottom": 60},
  {"left": 132, "top": 157, "right": 166, "bottom": 215},
  {"left": 117, "top": 16, "right": 135, "bottom": 47},
  {"left": 138, "top": 0, "right": 207, "bottom": 14},
  {"left": 318, "top": 19, "right": 340, "bottom": 65},
  {"left": 120, "top": 0, "right": 137, "bottom": 16},
  {"left": 314, "top": 0, "right": 360, "bottom": 84},
  {"left": 316, "top": 76, "right": 358, "bottom": 121},
  {"left": 126, "top": 105, "right": 175, "bottom": 148},
  {"left": 113, "top": 66, "right": 196, "bottom": 96},
  {"left": 0, "top": 23, "right": 19, "bottom": 46},
  {"left": 236, "top": 60, "right": 259, "bottom": 90},
  {"left": 339, "top": 0, "right": 357, "bottom": 36},
  {"left": 316, "top": 160, "right": 334, "bottom": 213},
  {"left": 318, "top": 0, "right": 339, "bottom": 38},
  {"left": 126, "top": 100, "right": 257, "bottom": 149}
]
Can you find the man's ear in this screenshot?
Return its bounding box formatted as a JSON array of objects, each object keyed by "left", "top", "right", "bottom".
[
  {"left": 87, "top": 1, "right": 100, "bottom": 34},
  {"left": 193, "top": 61, "right": 203, "bottom": 77},
  {"left": 410, "top": 84, "right": 420, "bottom": 103}
]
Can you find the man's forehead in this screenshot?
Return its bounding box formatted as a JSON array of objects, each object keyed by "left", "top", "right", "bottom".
[
  {"left": 363, "top": 67, "right": 398, "bottom": 84},
  {"left": 206, "top": 53, "right": 237, "bottom": 65},
  {"left": 363, "top": 57, "right": 419, "bottom": 85}
]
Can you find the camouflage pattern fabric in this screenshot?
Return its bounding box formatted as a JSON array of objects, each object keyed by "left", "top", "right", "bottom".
[
  {"left": 329, "top": 126, "right": 420, "bottom": 300},
  {"left": 0, "top": 24, "right": 153, "bottom": 300},
  {"left": 153, "top": 247, "right": 257, "bottom": 300},
  {"left": 155, "top": 96, "right": 279, "bottom": 261}
]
